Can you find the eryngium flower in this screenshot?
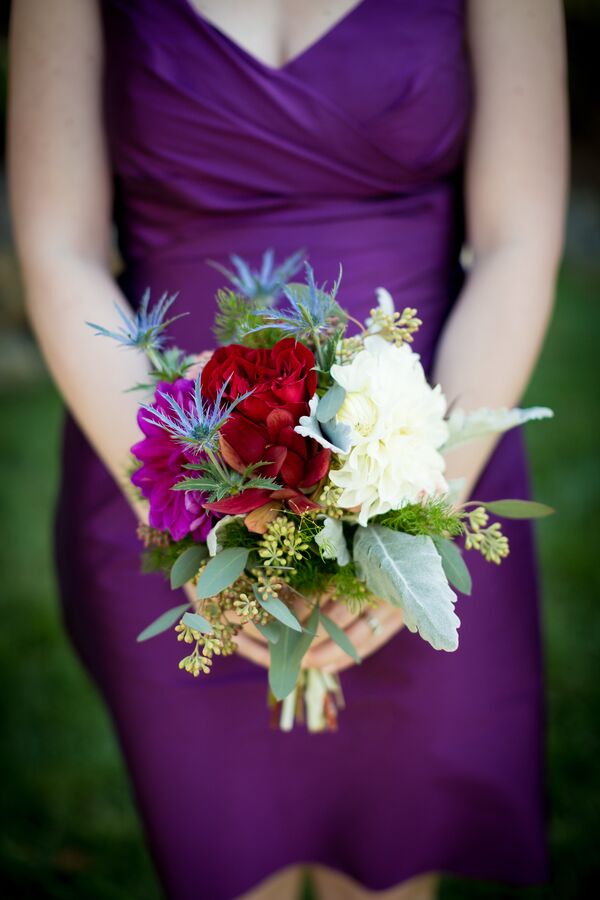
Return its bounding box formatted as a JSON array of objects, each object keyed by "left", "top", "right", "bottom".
[
  {"left": 247, "top": 261, "right": 343, "bottom": 340},
  {"left": 87, "top": 287, "right": 186, "bottom": 352},
  {"left": 207, "top": 247, "right": 305, "bottom": 302},
  {"left": 140, "top": 373, "right": 253, "bottom": 455}
]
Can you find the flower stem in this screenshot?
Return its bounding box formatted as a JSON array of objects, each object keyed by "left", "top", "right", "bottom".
[{"left": 146, "top": 347, "right": 161, "bottom": 371}]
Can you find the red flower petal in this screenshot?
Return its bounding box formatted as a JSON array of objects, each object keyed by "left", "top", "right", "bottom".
[
  {"left": 266, "top": 408, "right": 295, "bottom": 442},
  {"left": 204, "top": 488, "right": 272, "bottom": 515},
  {"left": 279, "top": 449, "right": 306, "bottom": 487},
  {"left": 268, "top": 488, "right": 322, "bottom": 514},
  {"left": 277, "top": 425, "right": 309, "bottom": 459},
  {"left": 237, "top": 393, "right": 272, "bottom": 423},
  {"left": 219, "top": 434, "right": 247, "bottom": 474},
  {"left": 261, "top": 445, "right": 287, "bottom": 477},
  {"left": 286, "top": 493, "right": 322, "bottom": 513},
  {"left": 298, "top": 448, "right": 331, "bottom": 489},
  {"left": 221, "top": 415, "right": 267, "bottom": 467}
]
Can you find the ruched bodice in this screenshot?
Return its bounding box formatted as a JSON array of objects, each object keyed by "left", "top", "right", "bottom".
[
  {"left": 52, "top": 3, "right": 550, "bottom": 897},
  {"left": 101, "top": 0, "right": 470, "bottom": 366}
]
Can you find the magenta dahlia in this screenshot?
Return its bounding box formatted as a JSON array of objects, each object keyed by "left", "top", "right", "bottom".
[{"left": 131, "top": 378, "right": 212, "bottom": 542}]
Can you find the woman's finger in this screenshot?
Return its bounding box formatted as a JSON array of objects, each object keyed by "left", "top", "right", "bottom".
[
  {"left": 305, "top": 606, "right": 404, "bottom": 673},
  {"left": 318, "top": 597, "right": 362, "bottom": 630}
]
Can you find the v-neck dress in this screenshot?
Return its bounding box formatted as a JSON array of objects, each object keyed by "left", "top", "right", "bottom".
[{"left": 53, "top": 1, "right": 551, "bottom": 897}]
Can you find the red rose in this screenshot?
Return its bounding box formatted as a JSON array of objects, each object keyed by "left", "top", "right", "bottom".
[
  {"left": 201, "top": 337, "right": 317, "bottom": 422},
  {"left": 200, "top": 338, "right": 330, "bottom": 515}
]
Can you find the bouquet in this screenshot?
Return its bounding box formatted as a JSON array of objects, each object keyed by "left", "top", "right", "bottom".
[{"left": 88, "top": 250, "right": 554, "bottom": 732}]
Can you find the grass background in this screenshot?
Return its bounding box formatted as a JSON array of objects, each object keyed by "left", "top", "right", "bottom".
[{"left": 0, "top": 261, "right": 598, "bottom": 898}]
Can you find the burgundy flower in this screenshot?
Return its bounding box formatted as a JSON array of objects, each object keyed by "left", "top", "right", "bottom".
[
  {"left": 200, "top": 340, "right": 330, "bottom": 515},
  {"left": 201, "top": 337, "right": 317, "bottom": 422}
]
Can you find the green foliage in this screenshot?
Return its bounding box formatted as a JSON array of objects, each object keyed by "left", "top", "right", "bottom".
[
  {"left": 329, "top": 562, "right": 373, "bottom": 608},
  {"left": 181, "top": 611, "right": 213, "bottom": 634},
  {"left": 213, "top": 288, "right": 282, "bottom": 347},
  {"left": 253, "top": 584, "right": 303, "bottom": 632},
  {"left": 175, "top": 457, "right": 280, "bottom": 501},
  {"left": 137, "top": 603, "right": 191, "bottom": 642},
  {"left": 285, "top": 552, "right": 337, "bottom": 595},
  {"left": 268, "top": 606, "right": 320, "bottom": 700},
  {"left": 129, "top": 346, "right": 196, "bottom": 390},
  {"left": 375, "top": 497, "right": 464, "bottom": 538},
  {"left": 320, "top": 611, "right": 361, "bottom": 663},
  {"left": 353, "top": 525, "right": 460, "bottom": 651},
  {"left": 475, "top": 498, "right": 555, "bottom": 519},
  {"left": 141, "top": 537, "right": 195, "bottom": 579},
  {"left": 219, "top": 518, "right": 262, "bottom": 550},
  {"left": 432, "top": 536, "right": 472, "bottom": 595},
  {"left": 195, "top": 547, "right": 250, "bottom": 599},
  {"left": 170, "top": 544, "right": 209, "bottom": 589},
  {"left": 316, "top": 327, "right": 345, "bottom": 379}
]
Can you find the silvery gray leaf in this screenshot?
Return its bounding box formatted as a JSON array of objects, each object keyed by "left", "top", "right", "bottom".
[
  {"left": 442, "top": 406, "right": 553, "bottom": 453},
  {"left": 295, "top": 394, "right": 350, "bottom": 453},
  {"left": 353, "top": 525, "right": 460, "bottom": 652}
]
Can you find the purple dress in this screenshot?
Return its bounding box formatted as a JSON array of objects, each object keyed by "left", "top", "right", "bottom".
[{"left": 54, "top": 1, "right": 550, "bottom": 897}]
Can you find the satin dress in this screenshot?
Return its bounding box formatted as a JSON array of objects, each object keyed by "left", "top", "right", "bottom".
[{"left": 54, "top": 1, "right": 551, "bottom": 897}]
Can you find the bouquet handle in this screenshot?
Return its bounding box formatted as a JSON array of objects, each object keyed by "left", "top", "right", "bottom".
[{"left": 269, "top": 669, "right": 345, "bottom": 733}]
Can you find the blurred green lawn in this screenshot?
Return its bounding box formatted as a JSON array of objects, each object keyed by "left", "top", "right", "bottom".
[{"left": 0, "top": 262, "right": 598, "bottom": 899}]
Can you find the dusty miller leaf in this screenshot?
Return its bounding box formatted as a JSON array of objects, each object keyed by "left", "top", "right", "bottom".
[{"left": 353, "top": 525, "right": 460, "bottom": 652}]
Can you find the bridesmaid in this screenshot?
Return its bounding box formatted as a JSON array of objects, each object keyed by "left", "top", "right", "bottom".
[{"left": 7, "top": 2, "right": 567, "bottom": 899}]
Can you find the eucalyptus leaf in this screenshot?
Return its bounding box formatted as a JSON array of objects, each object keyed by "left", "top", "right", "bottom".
[
  {"left": 170, "top": 544, "right": 209, "bottom": 589},
  {"left": 320, "top": 612, "right": 361, "bottom": 663},
  {"left": 252, "top": 585, "right": 302, "bottom": 632},
  {"left": 353, "top": 525, "right": 460, "bottom": 652},
  {"left": 432, "top": 536, "right": 472, "bottom": 596},
  {"left": 181, "top": 611, "right": 213, "bottom": 634},
  {"left": 317, "top": 382, "right": 346, "bottom": 422},
  {"left": 196, "top": 547, "right": 249, "bottom": 599},
  {"left": 476, "top": 499, "right": 555, "bottom": 519},
  {"left": 254, "top": 620, "right": 281, "bottom": 644},
  {"left": 137, "top": 603, "right": 190, "bottom": 643},
  {"left": 268, "top": 606, "right": 319, "bottom": 700}
]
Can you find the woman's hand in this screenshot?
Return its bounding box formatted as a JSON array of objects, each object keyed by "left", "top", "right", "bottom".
[
  {"left": 303, "top": 601, "right": 405, "bottom": 674},
  {"left": 180, "top": 581, "right": 372, "bottom": 672}
]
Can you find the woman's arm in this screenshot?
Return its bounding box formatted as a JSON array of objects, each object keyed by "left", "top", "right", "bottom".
[
  {"left": 433, "top": 0, "right": 568, "bottom": 503},
  {"left": 305, "top": 0, "right": 568, "bottom": 672},
  {"left": 9, "top": 0, "right": 274, "bottom": 667},
  {"left": 8, "top": 0, "right": 151, "bottom": 518}
]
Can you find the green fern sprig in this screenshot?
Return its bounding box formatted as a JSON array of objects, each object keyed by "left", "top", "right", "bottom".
[
  {"left": 375, "top": 497, "right": 464, "bottom": 538},
  {"left": 173, "top": 457, "right": 281, "bottom": 502}
]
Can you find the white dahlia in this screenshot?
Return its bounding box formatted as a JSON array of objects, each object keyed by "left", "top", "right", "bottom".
[{"left": 328, "top": 335, "right": 449, "bottom": 525}]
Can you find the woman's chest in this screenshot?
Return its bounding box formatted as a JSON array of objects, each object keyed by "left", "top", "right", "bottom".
[{"left": 101, "top": 0, "right": 471, "bottom": 195}]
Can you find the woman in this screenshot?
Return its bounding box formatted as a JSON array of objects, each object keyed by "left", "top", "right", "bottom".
[{"left": 7, "top": 1, "right": 567, "bottom": 899}]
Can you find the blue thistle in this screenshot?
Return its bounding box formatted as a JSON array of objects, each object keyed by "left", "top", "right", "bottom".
[
  {"left": 140, "top": 374, "right": 252, "bottom": 456},
  {"left": 86, "top": 287, "right": 187, "bottom": 352},
  {"left": 247, "top": 261, "right": 344, "bottom": 341},
  {"left": 206, "top": 247, "right": 306, "bottom": 303}
]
